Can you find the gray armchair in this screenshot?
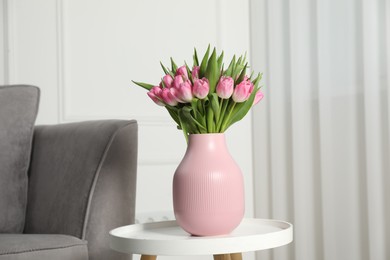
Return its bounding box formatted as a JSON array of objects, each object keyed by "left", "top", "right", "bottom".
[{"left": 0, "top": 85, "right": 137, "bottom": 260}]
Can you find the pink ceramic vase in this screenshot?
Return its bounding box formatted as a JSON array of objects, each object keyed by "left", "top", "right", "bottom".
[{"left": 173, "top": 133, "right": 244, "bottom": 236}]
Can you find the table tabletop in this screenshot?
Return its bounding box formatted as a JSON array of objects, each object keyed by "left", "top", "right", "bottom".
[{"left": 109, "top": 218, "right": 293, "bottom": 256}]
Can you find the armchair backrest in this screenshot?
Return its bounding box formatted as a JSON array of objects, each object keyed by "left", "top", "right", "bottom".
[
  {"left": 0, "top": 85, "right": 39, "bottom": 233},
  {"left": 25, "top": 120, "right": 138, "bottom": 260}
]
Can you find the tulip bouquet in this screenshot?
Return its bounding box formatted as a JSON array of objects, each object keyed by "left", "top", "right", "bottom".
[{"left": 133, "top": 46, "right": 263, "bottom": 141}]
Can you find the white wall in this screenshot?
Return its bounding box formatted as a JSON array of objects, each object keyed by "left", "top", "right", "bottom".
[
  {"left": 1, "top": 1, "right": 256, "bottom": 260},
  {"left": 0, "top": 0, "right": 4, "bottom": 83}
]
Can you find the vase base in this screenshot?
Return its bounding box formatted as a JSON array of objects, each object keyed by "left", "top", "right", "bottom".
[{"left": 175, "top": 211, "right": 244, "bottom": 236}]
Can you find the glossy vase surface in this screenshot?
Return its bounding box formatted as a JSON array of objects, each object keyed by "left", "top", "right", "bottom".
[{"left": 173, "top": 133, "right": 244, "bottom": 236}]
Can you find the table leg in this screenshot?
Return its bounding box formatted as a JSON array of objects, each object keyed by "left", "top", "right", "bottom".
[
  {"left": 213, "top": 254, "right": 231, "bottom": 260},
  {"left": 230, "top": 253, "right": 243, "bottom": 260},
  {"left": 141, "top": 255, "right": 157, "bottom": 260}
]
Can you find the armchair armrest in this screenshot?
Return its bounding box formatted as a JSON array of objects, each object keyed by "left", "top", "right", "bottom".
[{"left": 25, "top": 120, "right": 137, "bottom": 260}]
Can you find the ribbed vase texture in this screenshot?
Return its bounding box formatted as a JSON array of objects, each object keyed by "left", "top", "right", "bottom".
[{"left": 173, "top": 133, "right": 244, "bottom": 236}]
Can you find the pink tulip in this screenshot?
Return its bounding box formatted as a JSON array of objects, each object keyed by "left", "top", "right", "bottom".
[
  {"left": 176, "top": 80, "right": 193, "bottom": 103},
  {"left": 193, "top": 78, "right": 209, "bottom": 99},
  {"left": 192, "top": 66, "right": 200, "bottom": 79},
  {"left": 161, "top": 88, "right": 178, "bottom": 106},
  {"left": 169, "top": 87, "right": 182, "bottom": 102},
  {"left": 147, "top": 86, "right": 164, "bottom": 106},
  {"left": 253, "top": 91, "right": 264, "bottom": 106},
  {"left": 232, "top": 80, "right": 253, "bottom": 102},
  {"left": 173, "top": 75, "right": 184, "bottom": 89},
  {"left": 216, "top": 76, "right": 234, "bottom": 99},
  {"left": 151, "top": 86, "right": 163, "bottom": 96},
  {"left": 162, "top": 74, "right": 173, "bottom": 88},
  {"left": 176, "top": 65, "right": 188, "bottom": 79}
]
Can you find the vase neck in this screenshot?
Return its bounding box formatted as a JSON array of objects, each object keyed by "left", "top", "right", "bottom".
[{"left": 187, "top": 133, "right": 227, "bottom": 151}]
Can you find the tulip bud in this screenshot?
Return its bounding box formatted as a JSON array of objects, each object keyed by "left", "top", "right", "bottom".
[
  {"left": 161, "top": 88, "right": 178, "bottom": 106},
  {"left": 193, "top": 78, "right": 209, "bottom": 99},
  {"left": 162, "top": 74, "right": 173, "bottom": 88},
  {"left": 169, "top": 87, "right": 182, "bottom": 103},
  {"left": 176, "top": 65, "right": 188, "bottom": 79},
  {"left": 216, "top": 76, "right": 234, "bottom": 99},
  {"left": 192, "top": 66, "right": 200, "bottom": 79},
  {"left": 173, "top": 75, "right": 184, "bottom": 89},
  {"left": 232, "top": 80, "right": 253, "bottom": 102},
  {"left": 147, "top": 86, "right": 165, "bottom": 106},
  {"left": 177, "top": 80, "right": 193, "bottom": 103},
  {"left": 253, "top": 90, "right": 264, "bottom": 106}
]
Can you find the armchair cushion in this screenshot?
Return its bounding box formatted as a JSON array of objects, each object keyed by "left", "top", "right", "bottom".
[
  {"left": 0, "top": 85, "right": 40, "bottom": 233},
  {"left": 0, "top": 234, "right": 87, "bottom": 260}
]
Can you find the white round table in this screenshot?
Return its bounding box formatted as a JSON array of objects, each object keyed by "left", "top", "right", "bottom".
[{"left": 109, "top": 218, "right": 293, "bottom": 260}]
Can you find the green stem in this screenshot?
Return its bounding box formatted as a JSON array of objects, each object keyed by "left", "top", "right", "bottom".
[
  {"left": 178, "top": 110, "right": 189, "bottom": 144},
  {"left": 207, "top": 106, "right": 214, "bottom": 132},
  {"left": 217, "top": 99, "right": 229, "bottom": 132},
  {"left": 220, "top": 101, "right": 236, "bottom": 132}
]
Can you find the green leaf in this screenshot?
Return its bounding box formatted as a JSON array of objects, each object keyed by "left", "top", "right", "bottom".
[
  {"left": 232, "top": 64, "right": 245, "bottom": 80},
  {"left": 184, "top": 106, "right": 207, "bottom": 132},
  {"left": 242, "top": 52, "right": 247, "bottom": 65},
  {"left": 170, "top": 57, "right": 178, "bottom": 72},
  {"left": 197, "top": 98, "right": 205, "bottom": 115},
  {"left": 217, "top": 51, "right": 224, "bottom": 71},
  {"left": 180, "top": 107, "right": 203, "bottom": 134},
  {"left": 225, "top": 55, "right": 236, "bottom": 77},
  {"left": 191, "top": 98, "right": 199, "bottom": 118},
  {"left": 193, "top": 48, "right": 199, "bottom": 67},
  {"left": 192, "top": 99, "right": 207, "bottom": 133},
  {"left": 165, "top": 106, "right": 180, "bottom": 126},
  {"left": 184, "top": 62, "right": 193, "bottom": 83},
  {"left": 229, "top": 53, "right": 246, "bottom": 79},
  {"left": 160, "top": 62, "right": 171, "bottom": 75},
  {"left": 236, "top": 55, "right": 243, "bottom": 67},
  {"left": 219, "top": 101, "right": 236, "bottom": 132},
  {"left": 177, "top": 110, "right": 189, "bottom": 143},
  {"left": 249, "top": 71, "right": 254, "bottom": 81},
  {"left": 210, "top": 93, "right": 220, "bottom": 124},
  {"left": 132, "top": 80, "right": 154, "bottom": 91},
  {"left": 197, "top": 117, "right": 207, "bottom": 133},
  {"left": 199, "top": 44, "right": 210, "bottom": 78},
  {"left": 235, "top": 62, "right": 248, "bottom": 85},
  {"left": 205, "top": 48, "right": 219, "bottom": 94},
  {"left": 252, "top": 72, "right": 263, "bottom": 87},
  {"left": 225, "top": 87, "right": 259, "bottom": 131},
  {"left": 160, "top": 78, "right": 166, "bottom": 88}
]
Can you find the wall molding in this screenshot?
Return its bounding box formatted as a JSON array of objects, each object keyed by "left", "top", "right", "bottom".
[
  {"left": 2, "top": 0, "right": 12, "bottom": 84},
  {"left": 60, "top": 114, "right": 175, "bottom": 126},
  {"left": 135, "top": 211, "right": 174, "bottom": 224},
  {"left": 56, "top": 0, "right": 65, "bottom": 124},
  {"left": 56, "top": 1, "right": 224, "bottom": 122},
  {"left": 0, "top": 0, "right": 5, "bottom": 83}
]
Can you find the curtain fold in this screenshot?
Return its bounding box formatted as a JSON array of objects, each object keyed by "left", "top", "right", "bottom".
[{"left": 250, "top": 0, "right": 389, "bottom": 259}]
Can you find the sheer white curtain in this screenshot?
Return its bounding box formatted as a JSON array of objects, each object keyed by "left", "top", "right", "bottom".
[{"left": 250, "top": 0, "right": 389, "bottom": 259}]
